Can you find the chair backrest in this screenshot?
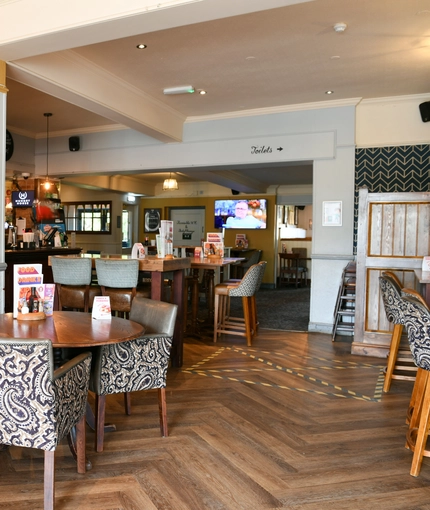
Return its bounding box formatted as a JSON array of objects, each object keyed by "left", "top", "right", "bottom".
[
  {"left": 130, "top": 296, "right": 178, "bottom": 336},
  {"left": 255, "top": 261, "right": 267, "bottom": 292},
  {"left": 291, "top": 248, "right": 308, "bottom": 269},
  {"left": 0, "top": 338, "right": 56, "bottom": 449},
  {"left": 51, "top": 256, "right": 92, "bottom": 285},
  {"left": 401, "top": 288, "right": 429, "bottom": 308},
  {"left": 95, "top": 259, "right": 139, "bottom": 288},
  {"left": 241, "top": 250, "right": 262, "bottom": 269},
  {"left": 229, "top": 263, "right": 263, "bottom": 297},
  {"left": 279, "top": 252, "right": 300, "bottom": 269},
  {"left": 379, "top": 271, "right": 404, "bottom": 325},
  {"left": 401, "top": 295, "right": 430, "bottom": 371}
]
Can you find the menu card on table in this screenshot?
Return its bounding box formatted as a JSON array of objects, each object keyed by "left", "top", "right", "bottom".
[{"left": 92, "top": 296, "right": 112, "bottom": 320}]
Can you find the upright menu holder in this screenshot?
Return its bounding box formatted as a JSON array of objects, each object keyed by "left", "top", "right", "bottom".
[{"left": 13, "top": 264, "right": 44, "bottom": 319}]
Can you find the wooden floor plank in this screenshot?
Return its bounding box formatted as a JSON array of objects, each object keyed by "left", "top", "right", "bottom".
[{"left": 2, "top": 329, "right": 430, "bottom": 509}]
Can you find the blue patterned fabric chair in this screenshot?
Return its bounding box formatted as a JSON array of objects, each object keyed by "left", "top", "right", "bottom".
[
  {"left": 89, "top": 297, "right": 178, "bottom": 452},
  {"left": 401, "top": 295, "right": 430, "bottom": 476},
  {"left": 0, "top": 339, "right": 92, "bottom": 510},
  {"left": 214, "top": 262, "right": 265, "bottom": 346},
  {"left": 51, "top": 256, "right": 101, "bottom": 312},
  {"left": 379, "top": 271, "right": 416, "bottom": 392}
]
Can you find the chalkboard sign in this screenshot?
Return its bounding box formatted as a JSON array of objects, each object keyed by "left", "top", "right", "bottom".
[{"left": 144, "top": 208, "right": 161, "bottom": 232}]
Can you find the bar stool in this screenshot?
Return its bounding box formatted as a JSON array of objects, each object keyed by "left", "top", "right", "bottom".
[
  {"left": 401, "top": 295, "right": 430, "bottom": 476},
  {"left": 379, "top": 271, "right": 416, "bottom": 392},
  {"left": 213, "top": 262, "right": 263, "bottom": 346},
  {"left": 218, "top": 261, "right": 267, "bottom": 335},
  {"left": 51, "top": 256, "right": 101, "bottom": 313}
]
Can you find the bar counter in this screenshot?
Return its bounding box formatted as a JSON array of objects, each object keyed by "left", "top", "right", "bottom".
[{"left": 4, "top": 247, "right": 82, "bottom": 313}]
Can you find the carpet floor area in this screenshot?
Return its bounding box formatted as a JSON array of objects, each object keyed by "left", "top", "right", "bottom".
[{"left": 228, "top": 285, "right": 311, "bottom": 331}]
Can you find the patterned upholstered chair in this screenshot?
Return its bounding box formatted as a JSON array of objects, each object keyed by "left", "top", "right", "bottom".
[
  {"left": 379, "top": 271, "right": 416, "bottom": 392},
  {"left": 51, "top": 256, "right": 101, "bottom": 312},
  {"left": 0, "top": 339, "right": 92, "bottom": 510},
  {"left": 401, "top": 295, "right": 430, "bottom": 476},
  {"left": 89, "top": 297, "right": 178, "bottom": 452},
  {"left": 213, "top": 262, "right": 264, "bottom": 346}
]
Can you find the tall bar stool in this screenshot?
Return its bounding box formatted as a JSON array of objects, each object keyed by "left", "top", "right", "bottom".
[
  {"left": 379, "top": 271, "right": 416, "bottom": 392},
  {"left": 213, "top": 263, "right": 263, "bottom": 346},
  {"left": 401, "top": 295, "right": 430, "bottom": 476},
  {"left": 51, "top": 256, "right": 101, "bottom": 313},
  {"left": 220, "top": 261, "right": 267, "bottom": 335}
]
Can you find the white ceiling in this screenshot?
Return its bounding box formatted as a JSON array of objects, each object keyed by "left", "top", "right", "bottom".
[{"left": 3, "top": 0, "right": 430, "bottom": 190}]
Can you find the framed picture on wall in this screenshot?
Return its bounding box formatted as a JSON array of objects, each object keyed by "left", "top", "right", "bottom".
[
  {"left": 144, "top": 208, "right": 161, "bottom": 232},
  {"left": 322, "top": 201, "right": 342, "bottom": 226}
]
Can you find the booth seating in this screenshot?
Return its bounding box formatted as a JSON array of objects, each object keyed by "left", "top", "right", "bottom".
[
  {"left": 89, "top": 297, "right": 178, "bottom": 452},
  {"left": 213, "top": 262, "right": 266, "bottom": 346},
  {"left": 0, "top": 339, "right": 92, "bottom": 509},
  {"left": 51, "top": 256, "right": 101, "bottom": 312},
  {"left": 379, "top": 271, "right": 417, "bottom": 393}
]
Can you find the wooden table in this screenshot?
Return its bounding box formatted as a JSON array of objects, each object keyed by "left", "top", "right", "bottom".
[
  {"left": 0, "top": 310, "right": 144, "bottom": 347},
  {"left": 0, "top": 311, "right": 144, "bottom": 471},
  {"left": 188, "top": 257, "right": 245, "bottom": 334},
  {"left": 414, "top": 269, "right": 430, "bottom": 306},
  {"left": 50, "top": 254, "right": 190, "bottom": 367}
]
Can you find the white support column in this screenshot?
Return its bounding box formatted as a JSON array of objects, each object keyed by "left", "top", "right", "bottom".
[{"left": 0, "top": 61, "right": 8, "bottom": 313}]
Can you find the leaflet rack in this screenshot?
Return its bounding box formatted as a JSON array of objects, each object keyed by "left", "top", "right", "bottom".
[{"left": 332, "top": 261, "right": 356, "bottom": 341}]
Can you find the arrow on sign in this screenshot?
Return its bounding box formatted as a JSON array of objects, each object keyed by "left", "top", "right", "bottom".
[{"left": 277, "top": 147, "right": 283, "bottom": 151}]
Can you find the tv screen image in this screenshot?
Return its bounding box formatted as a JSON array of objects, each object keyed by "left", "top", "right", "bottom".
[{"left": 214, "top": 199, "right": 267, "bottom": 229}]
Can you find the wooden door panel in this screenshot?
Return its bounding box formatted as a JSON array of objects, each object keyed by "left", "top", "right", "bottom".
[{"left": 353, "top": 189, "right": 430, "bottom": 358}]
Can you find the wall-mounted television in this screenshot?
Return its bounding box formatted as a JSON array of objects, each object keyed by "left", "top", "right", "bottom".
[{"left": 214, "top": 199, "right": 267, "bottom": 229}]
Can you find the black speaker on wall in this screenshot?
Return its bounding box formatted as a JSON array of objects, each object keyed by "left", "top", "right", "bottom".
[
  {"left": 231, "top": 189, "right": 240, "bottom": 195},
  {"left": 419, "top": 102, "right": 430, "bottom": 122},
  {"left": 69, "top": 136, "right": 80, "bottom": 151}
]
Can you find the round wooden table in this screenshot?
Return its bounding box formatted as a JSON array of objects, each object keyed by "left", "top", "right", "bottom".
[{"left": 0, "top": 311, "right": 144, "bottom": 347}]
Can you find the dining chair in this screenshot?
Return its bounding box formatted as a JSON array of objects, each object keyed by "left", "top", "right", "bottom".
[
  {"left": 0, "top": 339, "right": 92, "bottom": 510},
  {"left": 279, "top": 252, "right": 306, "bottom": 288},
  {"left": 401, "top": 295, "right": 430, "bottom": 476},
  {"left": 234, "top": 249, "right": 262, "bottom": 279},
  {"left": 95, "top": 258, "right": 150, "bottom": 318},
  {"left": 378, "top": 271, "right": 416, "bottom": 393},
  {"left": 89, "top": 296, "right": 178, "bottom": 452},
  {"left": 291, "top": 247, "right": 308, "bottom": 286},
  {"left": 51, "top": 256, "right": 101, "bottom": 312},
  {"left": 214, "top": 262, "right": 263, "bottom": 346}
]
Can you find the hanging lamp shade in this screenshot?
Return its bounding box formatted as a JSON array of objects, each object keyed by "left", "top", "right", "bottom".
[
  {"left": 162, "top": 173, "right": 178, "bottom": 190},
  {"left": 43, "top": 112, "right": 52, "bottom": 190}
]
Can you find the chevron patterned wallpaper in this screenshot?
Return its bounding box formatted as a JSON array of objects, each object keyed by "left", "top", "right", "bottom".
[{"left": 354, "top": 145, "right": 430, "bottom": 250}]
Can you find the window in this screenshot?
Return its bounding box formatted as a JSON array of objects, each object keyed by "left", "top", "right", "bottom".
[{"left": 63, "top": 201, "right": 112, "bottom": 234}]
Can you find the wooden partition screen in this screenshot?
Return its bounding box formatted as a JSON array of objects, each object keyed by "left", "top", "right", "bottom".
[{"left": 353, "top": 188, "right": 430, "bottom": 358}]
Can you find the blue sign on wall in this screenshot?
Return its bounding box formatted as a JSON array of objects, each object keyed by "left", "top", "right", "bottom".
[{"left": 12, "top": 190, "right": 35, "bottom": 208}]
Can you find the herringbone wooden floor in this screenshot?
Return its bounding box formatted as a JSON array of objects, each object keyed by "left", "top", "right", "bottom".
[{"left": 2, "top": 329, "right": 430, "bottom": 509}]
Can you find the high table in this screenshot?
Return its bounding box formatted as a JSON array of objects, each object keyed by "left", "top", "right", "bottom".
[
  {"left": 188, "top": 257, "right": 245, "bottom": 334},
  {"left": 414, "top": 269, "right": 430, "bottom": 306},
  {"left": 49, "top": 254, "right": 190, "bottom": 367}
]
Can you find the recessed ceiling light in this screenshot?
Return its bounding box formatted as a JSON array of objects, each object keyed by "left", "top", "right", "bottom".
[
  {"left": 333, "top": 22, "right": 347, "bottom": 33},
  {"left": 198, "top": 90, "right": 207, "bottom": 95},
  {"left": 330, "top": 55, "right": 341, "bottom": 60},
  {"left": 136, "top": 44, "right": 147, "bottom": 49},
  {"left": 245, "top": 56, "right": 256, "bottom": 60},
  {"left": 325, "top": 90, "right": 334, "bottom": 95}
]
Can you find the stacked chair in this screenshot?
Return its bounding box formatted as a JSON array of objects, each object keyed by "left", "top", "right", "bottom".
[
  {"left": 0, "top": 339, "right": 92, "bottom": 510},
  {"left": 89, "top": 296, "right": 178, "bottom": 452},
  {"left": 51, "top": 256, "right": 101, "bottom": 312},
  {"left": 213, "top": 261, "right": 266, "bottom": 346},
  {"left": 378, "top": 271, "right": 417, "bottom": 392}
]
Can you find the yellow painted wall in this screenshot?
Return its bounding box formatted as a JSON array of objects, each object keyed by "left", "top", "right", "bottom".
[{"left": 139, "top": 195, "right": 276, "bottom": 285}]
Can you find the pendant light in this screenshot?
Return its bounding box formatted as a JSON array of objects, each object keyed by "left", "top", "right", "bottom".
[
  {"left": 162, "top": 172, "right": 178, "bottom": 190},
  {"left": 43, "top": 112, "right": 53, "bottom": 190}
]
